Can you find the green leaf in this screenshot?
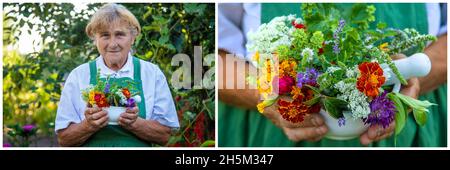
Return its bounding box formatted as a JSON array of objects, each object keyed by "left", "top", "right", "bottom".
[
  {"left": 200, "top": 140, "right": 215, "bottom": 147},
  {"left": 394, "top": 92, "right": 435, "bottom": 126},
  {"left": 322, "top": 97, "right": 347, "bottom": 119},
  {"left": 377, "top": 22, "right": 387, "bottom": 30},
  {"left": 304, "top": 95, "right": 320, "bottom": 106},
  {"left": 395, "top": 92, "right": 435, "bottom": 109},
  {"left": 305, "top": 84, "right": 320, "bottom": 94},
  {"left": 388, "top": 93, "right": 406, "bottom": 135},
  {"left": 413, "top": 108, "right": 427, "bottom": 126}
]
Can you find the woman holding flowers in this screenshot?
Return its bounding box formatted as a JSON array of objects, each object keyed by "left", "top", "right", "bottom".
[
  {"left": 55, "top": 3, "right": 179, "bottom": 147},
  {"left": 218, "top": 3, "right": 446, "bottom": 147}
]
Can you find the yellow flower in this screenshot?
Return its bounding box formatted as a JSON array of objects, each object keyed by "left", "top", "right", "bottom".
[
  {"left": 252, "top": 51, "right": 260, "bottom": 62},
  {"left": 290, "top": 86, "right": 303, "bottom": 100},
  {"left": 264, "top": 59, "right": 272, "bottom": 81},
  {"left": 279, "top": 60, "right": 297, "bottom": 77},
  {"left": 257, "top": 102, "right": 266, "bottom": 113},
  {"left": 256, "top": 98, "right": 278, "bottom": 113},
  {"left": 88, "top": 91, "right": 96, "bottom": 105},
  {"left": 379, "top": 42, "right": 389, "bottom": 52}
]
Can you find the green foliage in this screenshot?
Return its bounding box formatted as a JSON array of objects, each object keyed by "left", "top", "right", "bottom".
[
  {"left": 3, "top": 3, "right": 215, "bottom": 147},
  {"left": 394, "top": 92, "right": 436, "bottom": 126},
  {"left": 310, "top": 31, "right": 324, "bottom": 49},
  {"left": 322, "top": 97, "right": 347, "bottom": 119},
  {"left": 387, "top": 93, "right": 406, "bottom": 135}
]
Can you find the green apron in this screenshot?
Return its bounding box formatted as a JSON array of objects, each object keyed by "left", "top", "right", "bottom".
[
  {"left": 83, "top": 57, "right": 151, "bottom": 147},
  {"left": 219, "top": 3, "right": 447, "bottom": 147}
]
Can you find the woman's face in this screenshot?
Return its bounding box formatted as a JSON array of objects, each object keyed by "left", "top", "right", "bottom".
[{"left": 94, "top": 21, "right": 135, "bottom": 69}]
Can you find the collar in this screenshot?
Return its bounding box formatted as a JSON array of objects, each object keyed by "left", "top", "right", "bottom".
[{"left": 96, "top": 53, "right": 133, "bottom": 77}]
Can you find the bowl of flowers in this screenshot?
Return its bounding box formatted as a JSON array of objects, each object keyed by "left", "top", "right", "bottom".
[
  {"left": 247, "top": 4, "right": 436, "bottom": 140},
  {"left": 82, "top": 70, "right": 141, "bottom": 125}
]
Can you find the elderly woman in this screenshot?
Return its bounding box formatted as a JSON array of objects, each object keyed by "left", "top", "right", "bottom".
[{"left": 55, "top": 3, "right": 179, "bottom": 147}]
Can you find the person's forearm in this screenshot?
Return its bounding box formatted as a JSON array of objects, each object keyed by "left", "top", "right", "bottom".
[
  {"left": 420, "top": 34, "right": 447, "bottom": 94},
  {"left": 218, "top": 50, "right": 260, "bottom": 110},
  {"left": 57, "top": 120, "right": 97, "bottom": 147},
  {"left": 126, "top": 118, "right": 171, "bottom": 145}
]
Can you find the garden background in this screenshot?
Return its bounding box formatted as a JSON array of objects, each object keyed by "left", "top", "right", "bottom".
[{"left": 2, "top": 3, "right": 215, "bottom": 147}]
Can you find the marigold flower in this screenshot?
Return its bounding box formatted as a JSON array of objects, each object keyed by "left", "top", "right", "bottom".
[
  {"left": 279, "top": 60, "right": 297, "bottom": 77},
  {"left": 122, "top": 88, "right": 131, "bottom": 98},
  {"left": 357, "top": 62, "right": 385, "bottom": 98},
  {"left": 290, "top": 86, "right": 303, "bottom": 100},
  {"left": 278, "top": 89, "right": 320, "bottom": 123}
]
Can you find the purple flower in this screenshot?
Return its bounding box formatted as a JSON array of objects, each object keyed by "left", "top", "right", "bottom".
[
  {"left": 333, "top": 45, "right": 341, "bottom": 54},
  {"left": 22, "top": 124, "right": 36, "bottom": 134},
  {"left": 296, "top": 68, "right": 320, "bottom": 88},
  {"left": 104, "top": 83, "right": 110, "bottom": 94},
  {"left": 333, "top": 19, "right": 345, "bottom": 54},
  {"left": 364, "top": 92, "right": 396, "bottom": 128},
  {"left": 338, "top": 117, "right": 346, "bottom": 127},
  {"left": 3, "top": 143, "right": 12, "bottom": 147},
  {"left": 126, "top": 98, "right": 136, "bottom": 108}
]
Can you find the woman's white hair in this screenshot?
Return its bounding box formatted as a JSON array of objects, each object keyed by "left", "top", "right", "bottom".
[{"left": 85, "top": 3, "right": 141, "bottom": 39}]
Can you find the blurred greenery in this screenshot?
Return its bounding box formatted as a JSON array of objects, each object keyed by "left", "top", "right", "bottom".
[{"left": 3, "top": 3, "right": 215, "bottom": 147}]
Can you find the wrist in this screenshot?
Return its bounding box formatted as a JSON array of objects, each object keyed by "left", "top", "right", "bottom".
[
  {"left": 81, "top": 119, "right": 97, "bottom": 133},
  {"left": 127, "top": 117, "right": 142, "bottom": 131}
]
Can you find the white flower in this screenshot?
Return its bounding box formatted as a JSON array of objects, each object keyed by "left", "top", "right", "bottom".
[
  {"left": 301, "top": 48, "right": 314, "bottom": 62},
  {"left": 247, "top": 15, "right": 299, "bottom": 53},
  {"left": 335, "top": 81, "right": 371, "bottom": 119},
  {"left": 345, "top": 66, "right": 358, "bottom": 78},
  {"left": 116, "top": 91, "right": 128, "bottom": 105},
  {"left": 132, "top": 95, "right": 142, "bottom": 103},
  {"left": 326, "top": 66, "right": 341, "bottom": 73}
]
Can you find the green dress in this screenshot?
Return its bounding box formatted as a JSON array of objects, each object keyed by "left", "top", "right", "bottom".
[
  {"left": 82, "top": 57, "right": 152, "bottom": 147},
  {"left": 218, "top": 3, "right": 447, "bottom": 147}
]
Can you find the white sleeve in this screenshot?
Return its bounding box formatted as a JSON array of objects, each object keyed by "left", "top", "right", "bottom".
[
  {"left": 150, "top": 67, "right": 180, "bottom": 128},
  {"left": 427, "top": 3, "right": 447, "bottom": 36},
  {"left": 218, "top": 3, "right": 246, "bottom": 58},
  {"left": 55, "top": 70, "right": 83, "bottom": 133},
  {"left": 438, "top": 3, "right": 447, "bottom": 36}
]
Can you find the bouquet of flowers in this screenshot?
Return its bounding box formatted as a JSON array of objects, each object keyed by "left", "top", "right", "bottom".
[
  {"left": 81, "top": 69, "right": 141, "bottom": 124},
  {"left": 247, "top": 4, "right": 436, "bottom": 140}
]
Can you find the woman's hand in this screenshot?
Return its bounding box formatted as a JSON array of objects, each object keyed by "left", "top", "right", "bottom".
[
  {"left": 118, "top": 106, "right": 139, "bottom": 128},
  {"left": 83, "top": 107, "right": 109, "bottom": 132},
  {"left": 57, "top": 107, "right": 108, "bottom": 146},
  {"left": 263, "top": 96, "right": 328, "bottom": 142},
  {"left": 360, "top": 54, "right": 421, "bottom": 145}
]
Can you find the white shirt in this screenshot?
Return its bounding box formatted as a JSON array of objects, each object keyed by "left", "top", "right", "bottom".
[
  {"left": 219, "top": 3, "right": 447, "bottom": 61},
  {"left": 55, "top": 54, "right": 180, "bottom": 133}
]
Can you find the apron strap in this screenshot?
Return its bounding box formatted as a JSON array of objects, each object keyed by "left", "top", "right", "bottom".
[
  {"left": 132, "top": 57, "right": 147, "bottom": 119},
  {"left": 89, "top": 60, "right": 97, "bottom": 85}
]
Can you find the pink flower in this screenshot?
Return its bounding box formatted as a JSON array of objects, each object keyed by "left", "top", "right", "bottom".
[
  {"left": 272, "top": 75, "right": 295, "bottom": 95},
  {"left": 22, "top": 124, "right": 35, "bottom": 134}
]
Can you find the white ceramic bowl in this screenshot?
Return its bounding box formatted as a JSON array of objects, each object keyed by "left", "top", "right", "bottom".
[
  {"left": 319, "top": 109, "right": 369, "bottom": 140},
  {"left": 105, "top": 106, "right": 126, "bottom": 125}
]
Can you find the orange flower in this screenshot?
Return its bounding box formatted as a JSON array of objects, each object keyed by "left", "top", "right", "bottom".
[
  {"left": 279, "top": 60, "right": 297, "bottom": 77},
  {"left": 278, "top": 89, "right": 320, "bottom": 123},
  {"left": 290, "top": 86, "right": 303, "bottom": 100},
  {"left": 97, "top": 96, "right": 109, "bottom": 107},
  {"left": 93, "top": 92, "right": 109, "bottom": 107},
  {"left": 122, "top": 88, "right": 131, "bottom": 98},
  {"left": 357, "top": 62, "right": 385, "bottom": 98}
]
